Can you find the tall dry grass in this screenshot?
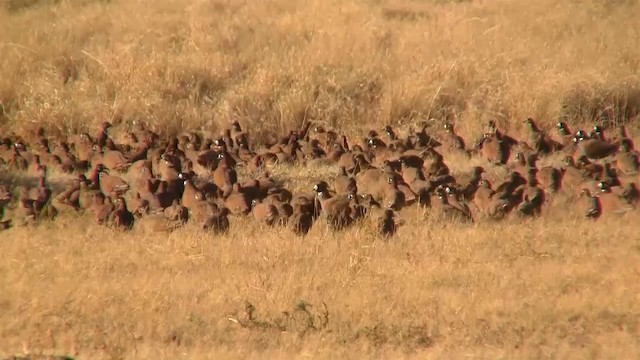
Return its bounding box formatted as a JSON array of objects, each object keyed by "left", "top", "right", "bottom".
[
  {"left": 1, "top": 0, "right": 640, "bottom": 140},
  {"left": 1, "top": 0, "right": 640, "bottom": 359}
]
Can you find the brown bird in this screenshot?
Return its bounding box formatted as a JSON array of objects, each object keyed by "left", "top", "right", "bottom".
[
  {"left": 511, "top": 152, "right": 529, "bottom": 177},
  {"left": 111, "top": 196, "right": 135, "bottom": 230},
  {"left": 596, "top": 181, "right": 634, "bottom": 215},
  {"left": 203, "top": 207, "right": 230, "bottom": 234},
  {"left": 127, "top": 192, "right": 150, "bottom": 218},
  {"left": 621, "top": 183, "right": 640, "bottom": 207},
  {"left": 441, "top": 122, "right": 467, "bottom": 152},
  {"left": 7, "top": 145, "right": 28, "bottom": 171},
  {"left": 432, "top": 186, "right": 474, "bottom": 223},
  {"left": 55, "top": 176, "right": 83, "bottom": 211},
  {"left": 181, "top": 176, "right": 204, "bottom": 210},
  {"left": 189, "top": 199, "right": 220, "bottom": 224},
  {"left": 455, "top": 166, "right": 486, "bottom": 201},
  {"left": 378, "top": 172, "right": 408, "bottom": 211},
  {"left": 615, "top": 139, "right": 639, "bottom": 176},
  {"left": 212, "top": 152, "right": 238, "bottom": 195},
  {"left": 15, "top": 195, "right": 38, "bottom": 226},
  {"left": 164, "top": 199, "right": 189, "bottom": 224},
  {"left": 95, "top": 164, "right": 130, "bottom": 197},
  {"left": 224, "top": 183, "right": 251, "bottom": 216},
  {"left": 0, "top": 185, "right": 11, "bottom": 219},
  {"left": 443, "top": 186, "right": 473, "bottom": 219},
  {"left": 91, "top": 193, "right": 114, "bottom": 225},
  {"left": 525, "top": 153, "right": 561, "bottom": 193},
  {"left": 478, "top": 132, "right": 509, "bottom": 165},
  {"left": 378, "top": 208, "right": 402, "bottom": 238},
  {"left": 313, "top": 181, "right": 355, "bottom": 230},
  {"left": 355, "top": 167, "right": 385, "bottom": 193},
  {"left": 335, "top": 166, "right": 357, "bottom": 194},
  {"left": 555, "top": 122, "right": 576, "bottom": 146},
  {"left": 523, "top": 117, "right": 562, "bottom": 155},
  {"left": 251, "top": 199, "right": 279, "bottom": 226},
  {"left": 472, "top": 179, "right": 510, "bottom": 219},
  {"left": 100, "top": 148, "right": 131, "bottom": 171},
  {"left": 579, "top": 188, "right": 601, "bottom": 219},
  {"left": 560, "top": 156, "right": 589, "bottom": 193},
  {"left": 517, "top": 174, "right": 545, "bottom": 217},
  {"left": 575, "top": 133, "right": 619, "bottom": 161},
  {"left": 288, "top": 202, "right": 314, "bottom": 236}
]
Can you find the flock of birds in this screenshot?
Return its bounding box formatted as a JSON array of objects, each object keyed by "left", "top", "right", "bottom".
[{"left": 0, "top": 117, "right": 638, "bottom": 237}]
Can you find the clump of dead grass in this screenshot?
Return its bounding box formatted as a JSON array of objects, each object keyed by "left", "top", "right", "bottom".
[{"left": 1, "top": 0, "right": 640, "bottom": 142}]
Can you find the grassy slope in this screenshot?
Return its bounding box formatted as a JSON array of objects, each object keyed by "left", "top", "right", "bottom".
[{"left": 1, "top": 0, "right": 640, "bottom": 359}]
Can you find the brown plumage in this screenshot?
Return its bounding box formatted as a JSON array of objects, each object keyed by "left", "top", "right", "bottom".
[
  {"left": 524, "top": 118, "right": 562, "bottom": 155},
  {"left": 443, "top": 186, "right": 473, "bottom": 219},
  {"left": 111, "top": 196, "right": 135, "bottom": 230},
  {"left": 517, "top": 174, "right": 545, "bottom": 216},
  {"left": 0, "top": 185, "right": 11, "bottom": 217},
  {"left": 313, "top": 181, "right": 355, "bottom": 230},
  {"left": 441, "top": 123, "right": 467, "bottom": 152},
  {"left": 55, "top": 176, "right": 83, "bottom": 211},
  {"left": 335, "top": 166, "right": 357, "bottom": 194},
  {"left": 479, "top": 133, "right": 509, "bottom": 165},
  {"left": 377, "top": 172, "right": 407, "bottom": 211},
  {"left": 189, "top": 200, "right": 220, "bottom": 224},
  {"left": 555, "top": 122, "right": 576, "bottom": 146},
  {"left": 101, "top": 149, "right": 131, "bottom": 171},
  {"left": 472, "top": 179, "right": 510, "bottom": 218},
  {"left": 575, "top": 135, "right": 619, "bottom": 161},
  {"left": 181, "top": 177, "right": 203, "bottom": 210},
  {"left": 212, "top": 152, "right": 238, "bottom": 195},
  {"left": 432, "top": 186, "right": 474, "bottom": 223},
  {"left": 560, "top": 156, "right": 589, "bottom": 192},
  {"left": 288, "top": 203, "right": 314, "bottom": 236},
  {"left": 127, "top": 192, "right": 149, "bottom": 218},
  {"left": 355, "top": 168, "right": 385, "bottom": 193},
  {"left": 615, "top": 139, "right": 639, "bottom": 176},
  {"left": 203, "top": 207, "right": 230, "bottom": 234},
  {"left": 378, "top": 208, "right": 402, "bottom": 238},
  {"left": 15, "top": 197, "right": 37, "bottom": 226},
  {"left": 164, "top": 199, "right": 189, "bottom": 223},
  {"left": 579, "top": 188, "right": 601, "bottom": 219},
  {"left": 95, "top": 164, "right": 130, "bottom": 197},
  {"left": 524, "top": 153, "right": 561, "bottom": 193},
  {"left": 91, "top": 193, "right": 114, "bottom": 225},
  {"left": 224, "top": 183, "right": 251, "bottom": 216},
  {"left": 596, "top": 182, "right": 634, "bottom": 215},
  {"left": 251, "top": 199, "right": 279, "bottom": 226}
]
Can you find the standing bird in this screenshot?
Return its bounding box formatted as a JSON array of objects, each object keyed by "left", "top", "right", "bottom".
[
  {"left": 111, "top": 196, "right": 135, "bottom": 231},
  {"left": 575, "top": 132, "right": 619, "bottom": 161},
  {"left": 378, "top": 209, "right": 403, "bottom": 238}
]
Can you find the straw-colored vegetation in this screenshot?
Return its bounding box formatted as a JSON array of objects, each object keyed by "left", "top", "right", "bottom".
[{"left": 1, "top": 0, "right": 640, "bottom": 359}]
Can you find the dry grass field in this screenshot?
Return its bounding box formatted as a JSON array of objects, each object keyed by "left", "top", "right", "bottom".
[{"left": 1, "top": 0, "right": 640, "bottom": 359}]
